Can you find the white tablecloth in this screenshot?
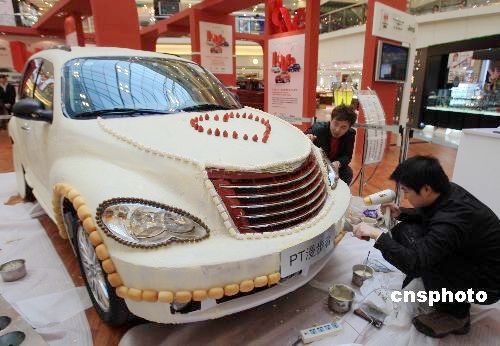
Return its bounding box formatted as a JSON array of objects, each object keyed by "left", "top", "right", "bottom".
[{"left": 0, "top": 173, "right": 92, "bottom": 345}]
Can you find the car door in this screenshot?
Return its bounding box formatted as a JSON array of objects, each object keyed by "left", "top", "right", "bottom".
[
  {"left": 26, "top": 59, "right": 55, "bottom": 190},
  {"left": 15, "top": 58, "right": 42, "bottom": 182}
]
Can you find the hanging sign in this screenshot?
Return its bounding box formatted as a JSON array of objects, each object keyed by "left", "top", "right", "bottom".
[
  {"left": 199, "top": 21, "right": 233, "bottom": 74},
  {"left": 372, "top": 2, "right": 416, "bottom": 44},
  {"left": 357, "top": 90, "right": 387, "bottom": 165},
  {"left": 267, "top": 33, "right": 305, "bottom": 124},
  {"left": 0, "top": 0, "right": 16, "bottom": 26}
]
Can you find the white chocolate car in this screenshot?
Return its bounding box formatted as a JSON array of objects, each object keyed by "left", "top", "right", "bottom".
[{"left": 8, "top": 47, "right": 350, "bottom": 325}]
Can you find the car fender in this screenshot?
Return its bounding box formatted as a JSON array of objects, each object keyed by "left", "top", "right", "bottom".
[{"left": 48, "top": 157, "right": 223, "bottom": 241}]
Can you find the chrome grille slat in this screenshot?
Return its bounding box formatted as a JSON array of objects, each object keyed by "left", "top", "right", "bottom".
[
  {"left": 225, "top": 169, "right": 321, "bottom": 199},
  {"left": 207, "top": 153, "right": 329, "bottom": 234},
  {"left": 236, "top": 185, "right": 326, "bottom": 219},
  {"left": 219, "top": 164, "right": 316, "bottom": 189},
  {"left": 229, "top": 182, "right": 323, "bottom": 209},
  {"left": 239, "top": 192, "right": 327, "bottom": 230}
]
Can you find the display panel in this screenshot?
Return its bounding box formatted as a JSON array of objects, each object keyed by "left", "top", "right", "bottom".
[{"left": 375, "top": 41, "right": 409, "bottom": 83}]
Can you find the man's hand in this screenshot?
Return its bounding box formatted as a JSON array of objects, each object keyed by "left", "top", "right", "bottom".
[
  {"left": 381, "top": 202, "right": 401, "bottom": 219},
  {"left": 353, "top": 223, "right": 382, "bottom": 240},
  {"left": 306, "top": 134, "right": 317, "bottom": 141},
  {"left": 332, "top": 161, "right": 340, "bottom": 171}
]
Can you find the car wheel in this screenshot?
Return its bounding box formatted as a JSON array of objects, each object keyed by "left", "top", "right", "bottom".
[
  {"left": 66, "top": 208, "right": 131, "bottom": 326},
  {"left": 12, "top": 143, "right": 35, "bottom": 202}
]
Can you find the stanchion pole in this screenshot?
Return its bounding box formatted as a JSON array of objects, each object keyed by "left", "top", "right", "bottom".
[
  {"left": 358, "top": 129, "right": 368, "bottom": 196},
  {"left": 395, "top": 125, "right": 411, "bottom": 205}
]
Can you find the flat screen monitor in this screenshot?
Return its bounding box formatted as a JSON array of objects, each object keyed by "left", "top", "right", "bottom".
[{"left": 375, "top": 41, "right": 409, "bottom": 83}]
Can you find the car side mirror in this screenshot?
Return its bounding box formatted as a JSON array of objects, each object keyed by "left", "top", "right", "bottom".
[{"left": 12, "top": 98, "right": 53, "bottom": 123}]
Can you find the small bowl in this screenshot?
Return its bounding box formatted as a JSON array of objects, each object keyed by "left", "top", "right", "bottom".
[
  {"left": 0, "top": 331, "right": 26, "bottom": 346},
  {"left": 351, "top": 264, "right": 374, "bottom": 287},
  {"left": 328, "top": 284, "right": 355, "bottom": 313},
  {"left": 0, "top": 259, "right": 27, "bottom": 282}
]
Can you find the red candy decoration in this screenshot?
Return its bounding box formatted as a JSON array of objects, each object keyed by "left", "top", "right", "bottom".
[{"left": 190, "top": 111, "right": 271, "bottom": 144}]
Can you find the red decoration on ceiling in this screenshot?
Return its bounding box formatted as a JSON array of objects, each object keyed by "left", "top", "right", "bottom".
[{"left": 269, "top": 0, "right": 305, "bottom": 33}]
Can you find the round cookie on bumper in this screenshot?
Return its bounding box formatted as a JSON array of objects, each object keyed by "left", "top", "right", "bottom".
[{"left": 208, "top": 287, "right": 224, "bottom": 299}]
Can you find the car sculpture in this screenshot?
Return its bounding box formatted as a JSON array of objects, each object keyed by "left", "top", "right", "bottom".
[
  {"left": 8, "top": 46, "right": 350, "bottom": 325},
  {"left": 275, "top": 72, "right": 291, "bottom": 83},
  {"left": 288, "top": 63, "right": 301, "bottom": 72}
]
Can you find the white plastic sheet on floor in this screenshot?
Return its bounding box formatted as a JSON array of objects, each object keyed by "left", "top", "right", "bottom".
[
  {"left": 120, "top": 224, "right": 500, "bottom": 345},
  {"left": 0, "top": 173, "right": 92, "bottom": 345}
]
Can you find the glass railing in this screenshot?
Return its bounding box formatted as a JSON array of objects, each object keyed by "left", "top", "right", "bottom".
[
  {"left": 409, "top": 0, "right": 500, "bottom": 15},
  {"left": 319, "top": 3, "right": 368, "bottom": 34},
  {"left": 319, "top": 0, "right": 499, "bottom": 34}
]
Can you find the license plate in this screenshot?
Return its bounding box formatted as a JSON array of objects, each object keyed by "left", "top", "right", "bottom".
[{"left": 280, "top": 225, "right": 335, "bottom": 278}]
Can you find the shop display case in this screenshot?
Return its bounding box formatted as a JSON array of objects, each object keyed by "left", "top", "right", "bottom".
[{"left": 424, "top": 83, "right": 500, "bottom": 129}]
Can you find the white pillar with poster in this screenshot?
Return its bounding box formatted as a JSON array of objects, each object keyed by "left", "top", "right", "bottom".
[
  {"left": 356, "top": 2, "right": 417, "bottom": 200},
  {"left": 266, "top": 33, "right": 306, "bottom": 124}
]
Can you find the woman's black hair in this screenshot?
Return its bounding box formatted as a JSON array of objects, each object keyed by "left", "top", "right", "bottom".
[{"left": 390, "top": 155, "right": 450, "bottom": 194}]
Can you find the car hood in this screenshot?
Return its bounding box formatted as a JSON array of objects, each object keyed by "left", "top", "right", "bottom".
[{"left": 94, "top": 107, "right": 312, "bottom": 170}]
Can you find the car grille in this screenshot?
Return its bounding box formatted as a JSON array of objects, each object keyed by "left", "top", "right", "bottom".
[{"left": 207, "top": 153, "right": 328, "bottom": 233}]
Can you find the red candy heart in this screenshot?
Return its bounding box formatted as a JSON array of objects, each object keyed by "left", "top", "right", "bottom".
[{"left": 190, "top": 114, "right": 270, "bottom": 143}]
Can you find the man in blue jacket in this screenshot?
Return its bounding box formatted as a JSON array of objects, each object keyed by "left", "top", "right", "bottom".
[{"left": 305, "top": 104, "right": 357, "bottom": 185}]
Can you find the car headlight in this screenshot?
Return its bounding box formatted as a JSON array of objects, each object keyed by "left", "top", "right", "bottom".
[
  {"left": 320, "top": 151, "right": 339, "bottom": 189},
  {"left": 96, "top": 198, "right": 209, "bottom": 248}
]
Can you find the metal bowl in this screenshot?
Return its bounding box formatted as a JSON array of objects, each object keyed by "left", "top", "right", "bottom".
[
  {"left": 0, "top": 259, "right": 27, "bottom": 282},
  {"left": 0, "top": 316, "right": 11, "bottom": 331},
  {"left": 328, "top": 284, "right": 355, "bottom": 313},
  {"left": 0, "top": 331, "right": 26, "bottom": 346}
]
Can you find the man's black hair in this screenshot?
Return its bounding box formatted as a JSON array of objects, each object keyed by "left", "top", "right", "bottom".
[
  {"left": 331, "top": 104, "right": 357, "bottom": 126},
  {"left": 390, "top": 155, "right": 451, "bottom": 194}
]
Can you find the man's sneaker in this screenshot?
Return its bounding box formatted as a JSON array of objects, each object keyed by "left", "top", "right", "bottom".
[{"left": 412, "top": 311, "right": 470, "bottom": 338}]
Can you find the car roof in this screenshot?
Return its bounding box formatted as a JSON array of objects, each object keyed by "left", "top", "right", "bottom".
[{"left": 29, "top": 46, "right": 190, "bottom": 67}]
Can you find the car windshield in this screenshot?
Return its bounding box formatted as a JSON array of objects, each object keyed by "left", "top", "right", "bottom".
[{"left": 63, "top": 56, "right": 241, "bottom": 119}]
